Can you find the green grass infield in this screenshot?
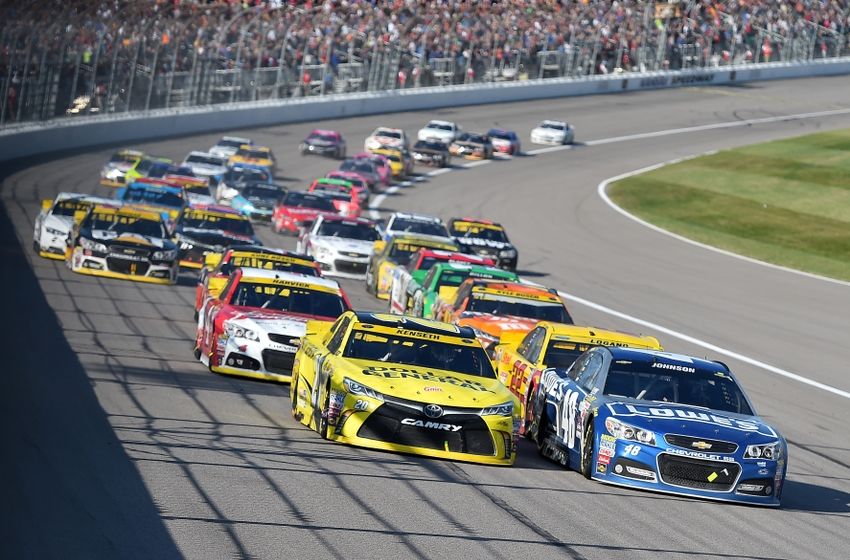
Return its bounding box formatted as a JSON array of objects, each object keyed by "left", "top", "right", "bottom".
[{"left": 608, "top": 128, "right": 850, "bottom": 282}]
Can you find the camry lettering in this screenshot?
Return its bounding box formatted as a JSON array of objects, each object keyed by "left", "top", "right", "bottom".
[{"left": 401, "top": 418, "right": 462, "bottom": 432}]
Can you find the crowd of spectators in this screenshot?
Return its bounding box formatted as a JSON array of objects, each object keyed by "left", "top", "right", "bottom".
[{"left": 2, "top": 1, "right": 848, "bottom": 123}]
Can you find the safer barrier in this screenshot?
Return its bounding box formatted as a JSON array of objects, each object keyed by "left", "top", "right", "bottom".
[{"left": 2, "top": 57, "right": 849, "bottom": 165}]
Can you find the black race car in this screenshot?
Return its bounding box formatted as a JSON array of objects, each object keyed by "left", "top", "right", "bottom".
[
  {"left": 300, "top": 129, "right": 347, "bottom": 159},
  {"left": 448, "top": 217, "right": 518, "bottom": 271},
  {"left": 411, "top": 139, "right": 451, "bottom": 167}
]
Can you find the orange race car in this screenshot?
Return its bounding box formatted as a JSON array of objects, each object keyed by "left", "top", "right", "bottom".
[
  {"left": 434, "top": 278, "right": 572, "bottom": 350},
  {"left": 493, "top": 322, "right": 663, "bottom": 435}
]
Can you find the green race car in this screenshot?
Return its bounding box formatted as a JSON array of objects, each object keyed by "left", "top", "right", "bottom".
[{"left": 396, "top": 262, "right": 518, "bottom": 319}]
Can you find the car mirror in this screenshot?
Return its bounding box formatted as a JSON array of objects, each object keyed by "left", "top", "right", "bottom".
[{"left": 41, "top": 198, "right": 54, "bottom": 211}]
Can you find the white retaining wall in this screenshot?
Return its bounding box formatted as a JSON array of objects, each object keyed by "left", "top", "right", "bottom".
[{"left": 2, "top": 57, "right": 849, "bottom": 164}]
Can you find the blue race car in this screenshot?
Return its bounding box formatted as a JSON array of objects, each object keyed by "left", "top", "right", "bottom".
[
  {"left": 115, "top": 181, "right": 186, "bottom": 225},
  {"left": 527, "top": 347, "right": 787, "bottom": 506}
]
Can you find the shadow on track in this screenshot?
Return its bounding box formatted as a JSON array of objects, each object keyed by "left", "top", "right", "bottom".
[
  {"left": 781, "top": 479, "right": 850, "bottom": 514},
  {"left": 0, "top": 201, "right": 182, "bottom": 559}
]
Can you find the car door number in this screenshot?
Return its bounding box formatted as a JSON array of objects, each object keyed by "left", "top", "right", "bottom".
[{"left": 555, "top": 388, "right": 580, "bottom": 449}]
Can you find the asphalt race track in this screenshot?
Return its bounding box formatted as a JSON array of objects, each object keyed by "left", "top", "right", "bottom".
[{"left": 2, "top": 75, "right": 850, "bottom": 559}]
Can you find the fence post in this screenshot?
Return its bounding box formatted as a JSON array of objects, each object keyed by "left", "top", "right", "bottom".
[
  {"left": 0, "top": 32, "right": 18, "bottom": 126},
  {"left": 144, "top": 32, "right": 161, "bottom": 111},
  {"left": 105, "top": 30, "right": 121, "bottom": 114},
  {"left": 186, "top": 33, "right": 200, "bottom": 106},
  {"left": 253, "top": 21, "right": 267, "bottom": 101},
  {"left": 125, "top": 34, "right": 143, "bottom": 112},
  {"left": 15, "top": 33, "right": 34, "bottom": 122},
  {"left": 164, "top": 29, "right": 178, "bottom": 109},
  {"left": 67, "top": 43, "right": 83, "bottom": 116}
]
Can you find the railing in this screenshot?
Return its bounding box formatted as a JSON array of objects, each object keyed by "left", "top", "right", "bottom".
[{"left": 1, "top": 3, "right": 848, "bottom": 129}]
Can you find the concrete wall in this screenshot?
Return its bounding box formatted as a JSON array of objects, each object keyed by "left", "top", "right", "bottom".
[{"left": 2, "top": 57, "right": 849, "bottom": 164}]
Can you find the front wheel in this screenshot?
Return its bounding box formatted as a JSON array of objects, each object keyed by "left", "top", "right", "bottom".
[
  {"left": 317, "top": 384, "right": 331, "bottom": 439},
  {"left": 580, "top": 421, "right": 595, "bottom": 479}
]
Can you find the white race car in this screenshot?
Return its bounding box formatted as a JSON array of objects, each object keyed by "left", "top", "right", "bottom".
[
  {"left": 100, "top": 149, "right": 145, "bottom": 187},
  {"left": 364, "top": 127, "right": 408, "bottom": 152},
  {"left": 297, "top": 215, "right": 380, "bottom": 278},
  {"left": 417, "top": 120, "right": 461, "bottom": 145},
  {"left": 182, "top": 151, "right": 228, "bottom": 178},
  {"left": 383, "top": 211, "right": 451, "bottom": 242},
  {"left": 33, "top": 192, "right": 117, "bottom": 259},
  {"left": 209, "top": 136, "right": 254, "bottom": 158},
  {"left": 529, "top": 120, "right": 575, "bottom": 145},
  {"left": 196, "top": 268, "right": 351, "bottom": 383}
]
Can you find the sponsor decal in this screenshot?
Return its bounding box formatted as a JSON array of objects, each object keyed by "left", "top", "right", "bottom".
[
  {"left": 423, "top": 386, "right": 442, "bottom": 392},
  {"left": 671, "top": 73, "right": 714, "bottom": 85},
  {"left": 639, "top": 76, "right": 668, "bottom": 88},
  {"left": 691, "top": 441, "right": 713, "bottom": 450},
  {"left": 597, "top": 453, "right": 611, "bottom": 465},
  {"left": 626, "top": 465, "right": 657, "bottom": 481},
  {"left": 362, "top": 366, "right": 494, "bottom": 393},
  {"left": 600, "top": 434, "right": 616, "bottom": 443},
  {"left": 758, "top": 468, "right": 770, "bottom": 475},
  {"left": 598, "top": 446, "right": 615, "bottom": 458},
  {"left": 423, "top": 404, "right": 444, "bottom": 418},
  {"left": 666, "top": 448, "right": 736, "bottom": 463},
  {"left": 651, "top": 362, "right": 695, "bottom": 373},
  {"left": 401, "top": 418, "right": 461, "bottom": 432},
  {"left": 596, "top": 462, "right": 607, "bottom": 474},
  {"left": 612, "top": 403, "right": 763, "bottom": 432}
]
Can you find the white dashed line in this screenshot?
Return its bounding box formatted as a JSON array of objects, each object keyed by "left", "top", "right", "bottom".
[{"left": 526, "top": 144, "right": 573, "bottom": 155}]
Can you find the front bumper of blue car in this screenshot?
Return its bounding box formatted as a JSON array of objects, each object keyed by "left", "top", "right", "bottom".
[{"left": 592, "top": 436, "right": 784, "bottom": 506}]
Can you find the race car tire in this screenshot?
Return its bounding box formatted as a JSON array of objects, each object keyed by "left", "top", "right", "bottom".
[
  {"left": 522, "top": 384, "right": 537, "bottom": 439},
  {"left": 193, "top": 345, "right": 202, "bottom": 360},
  {"left": 32, "top": 239, "right": 40, "bottom": 254},
  {"left": 290, "top": 374, "right": 300, "bottom": 415},
  {"left": 365, "top": 268, "right": 376, "bottom": 294},
  {"left": 580, "top": 421, "right": 595, "bottom": 480}
]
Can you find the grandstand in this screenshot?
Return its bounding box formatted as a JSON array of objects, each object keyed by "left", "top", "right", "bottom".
[{"left": 1, "top": 0, "right": 848, "bottom": 126}]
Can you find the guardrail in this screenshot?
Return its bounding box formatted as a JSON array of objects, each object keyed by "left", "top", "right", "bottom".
[{"left": 2, "top": 57, "right": 849, "bottom": 165}]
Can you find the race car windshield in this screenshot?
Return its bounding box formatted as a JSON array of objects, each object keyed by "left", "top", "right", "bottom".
[
  {"left": 427, "top": 123, "right": 453, "bottom": 131},
  {"left": 543, "top": 340, "right": 594, "bottom": 369},
  {"left": 226, "top": 256, "right": 318, "bottom": 277},
  {"left": 467, "top": 293, "right": 572, "bottom": 323},
  {"left": 149, "top": 165, "right": 196, "bottom": 179},
  {"left": 389, "top": 242, "right": 444, "bottom": 262},
  {"left": 236, "top": 148, "right": 270, "bottom": 159},
  {"left": 384, "top": 154, "right": 402, "bottom": 163},
  {"left": 488, "top": 131, "right": 513, "bottom": 140},
  {"left": 450, "top": 224, "right": 508, "bottom": 242},
  {"left": 309, "top": 133, "right": 338, "bottom": 142},
  {"left": 343, "top": 330, "right": 496, "bottom": 379},
  {"left": 231, "top": 283, "right": 347, "bottom": 318},
  {"left": 242, "top": 185, "right": 283, "bottom": 201},
  {"left": 376, "top": 130, "right": 401, "bottom": 139},
  {"left": 186, "top": 154, "right": 224, "bottom": 166},
  {"left": 316, "top": 220, "right": 379, "bottom": 241},
  {"left": 224, "top": 168, "right": 270, "bottom": 184},
  {"left": 390, "top": 218, "right": 449, "bottom": 237},
  {"left": 121, "top": 188, "right": 184, "bottom": 209},
  {"left": 86, "top": 213, "right": 166, "bottom": 238},
  {"left": 218, "top": 139, "right": 248, "bottom": 148},
  {"left": 180, "top": 213, "right": 254, "bottom": 236},
  {"left": 184, "top": 184, "right": 210, "bottom": 195},
  {"left": 109, "top": 153, "right": 138, "bottom": 163},
  {"left": 541, "top": 122, "right": 566, "bottom": 130},
  {"left": 603, "top": 362, "right": 754, "bottom": 415},
  {"left": 53, "top": 200, "right": 89, "bottom": 216},
  {"left": 340, "top": 160, "right": 376, "bottom": 174},
  {"left": 282, "top": 192, "right": 336, "bottom": 211},
  {"left": 435, "top": 272, "right": 473, "bottom": 289},
  {"left": 414, "top": 141, "right": 445, "bottom": 151}
]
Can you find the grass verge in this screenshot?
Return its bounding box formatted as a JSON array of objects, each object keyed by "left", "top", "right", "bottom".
[{"left": 608, "top": 128, "right": 850, "bottom": 282}]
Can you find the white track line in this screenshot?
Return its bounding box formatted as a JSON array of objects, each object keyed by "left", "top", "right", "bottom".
[
  {"left": 597, "top": 162, "right": 850, "bottom": 288},
  {"left": 365, "top": 106, "right": 850, "bottom": 399},
  {"left": 557, "top": 289, "right": 850, "bottom": 400}
]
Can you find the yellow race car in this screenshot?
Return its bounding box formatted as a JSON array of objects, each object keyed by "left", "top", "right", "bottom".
[
  {"left": 365, "top": 234, "right": 459, "bottom": 299},
  {"left": 492, "top": 322, "right": 662, "bottom": 436},
  {"left": 370, "top": 147, "right": 411, "bottom": 177},
  {"left": 291, "top": 312, "right": 521, "bottom": 465},
  {"left": 228, "top": 144, "right": 275, "bottom": 170}
]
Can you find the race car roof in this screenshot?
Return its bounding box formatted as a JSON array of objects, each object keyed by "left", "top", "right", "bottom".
[
  {"left": 127, "top": 181, "right": 184, "bottom": 195},
  {"left": 470, "top": 280, "right": 561, "bottom": 302},
  {"left": 182, "top": 206, "right": 247, "bottom": 219},
  {"left": 542, "top": 322, "right": 662, "bottom": 350},
  {"left": 388, "top": 234, "right": 458, "bottom": 248},
  {"left": 450, "top": 218, "right": 505, "bottom": 231},
  {"left": 227, "top": 245, "right": 314, "bottom": 261},
  {"left": 603, "top": 347, "right": 730, "bottom": 375},
  {"left": 55, "top": 192, "right": 117, "bottom": 205},
  {"left": 90, "top": 204, "right": 163, "bottom": 222},
  {"left": 309, "top": 129, "right": 341, "bottom": 136},
  {"left": 389, "top": 211, "right": 443, "bottom": 223},
  {"left": 238, "top": 267, "right": 341, "bottom": 291},
  {"left": 352, "top": 311, "right": 477, "bottom": 341},
  {"left": 426, "top": 119, "right": 455, "bottom": 127}
]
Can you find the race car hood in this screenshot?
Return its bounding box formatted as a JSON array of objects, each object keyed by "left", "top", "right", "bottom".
[
  {"left": 228, "top": 310, "right": 310, "bottom": 338},
  {"left": 178, "top": 228, "right": 257, "bottom": 248},
  {"left": 280, "top": 207, "right": 330, "bottom": 220},
  {"left": 186, "top": 193, "right": 216, "bottom": 207},
  {"left": 457, "top": 313, "right": 538, "bottom": 339},
  {"left": 104, "top": 161, "right": 135, "bottom": 172},
  {"left": 88, "top": 229, "right": 169, "bottom": 248},
  {"left": 304, "top": 138, "right": 336, "bottom": 147},
  {"left": 312, "top": 236, "right": 373, "bottom": 255},
  {"left": 419, "top": 129, "right": 454, "bottom": 142},
  {"left": 368, "top": 136, "right": 402, "bottom": 148},
  {"left": 351, "top": 360, "right": 513, "bottom": 404},
  {"left": 188, "top": 163, "right": 227, "bottom": 177},
  {"left": 531, "top": 127, "right": 565, "bottom": 139},
  {"left": 605, "top": 400, "right": 780, "bottom": 441}
]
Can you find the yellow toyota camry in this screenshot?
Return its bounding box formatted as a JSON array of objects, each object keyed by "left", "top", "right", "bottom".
[{"left": 291, "top": 312, "right": 522, "bottom": 465}]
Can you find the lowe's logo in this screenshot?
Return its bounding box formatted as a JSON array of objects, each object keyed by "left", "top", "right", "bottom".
[{"left": 401, "top": 418, "right": 461, "bottom": 432}]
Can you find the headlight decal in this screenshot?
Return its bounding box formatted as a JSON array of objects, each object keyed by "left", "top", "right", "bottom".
[
  {"left": 605, "top": 416, "right": 656, "bottom": 446},
  {"left": 224, "top": 322, "right": 260, "bottom": 342}
]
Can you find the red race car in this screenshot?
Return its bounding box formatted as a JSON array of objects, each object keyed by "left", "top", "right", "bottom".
[
  {"left": 195, "top": 267, "right": 351, "bottom": 383},
  {"left": 194, "top": 246, "right": 321, "bottom": 318},
  {"left": 308, "top": 179, "right": 363, "bottom": 218},
  {"left": 271, "top": 190, "right": 340, "bottom": 235},
  {"left": 352, "top": 152, "right": 392, "bottom": 186}
]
